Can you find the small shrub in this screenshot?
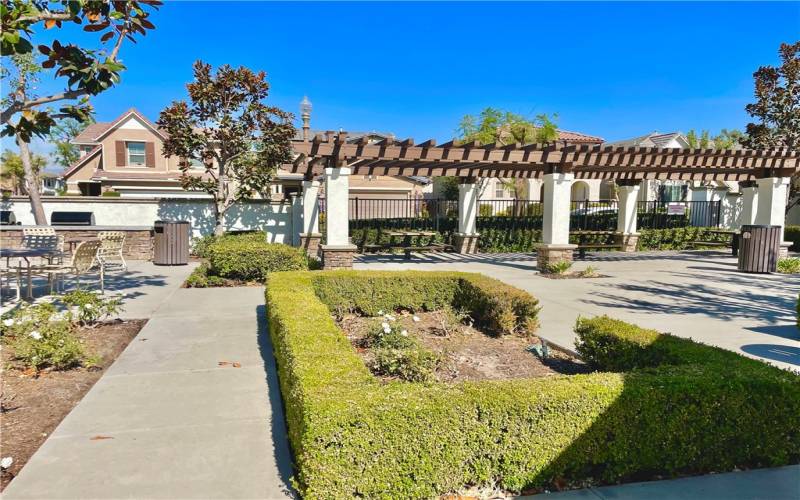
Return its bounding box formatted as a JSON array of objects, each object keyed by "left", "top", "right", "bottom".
[
  {"left": 777, "top": 257, "right": 800, "bottom": 274},
  {"left": 543, "top": 260, "right": 572, "bottom": 275},
  {"left": 580, "top": 265, "right": 599, "bottom": 278},
  {"left": 478, "top": 204, "right": 494, "bottom": 217},
  {"left": 61, "top": 290, "right": 123, "bottom": 325},
  {"left": 372, "top": 345, "right": 439, "bottom": 382},
  {"left": 184, "top": 263, "right": 212, "bottom": 288},
  {"left": 7, "top": 320, "right": 84, "bottom": 371},
  {"left": 207, "top": 238, "right": 309, "bottom": 282},
  {"left": 431, "top": 306, "right": 471, "bottom": 336},
  {"left": 366, "top": 320, "right": 416, "bottom": 350}
]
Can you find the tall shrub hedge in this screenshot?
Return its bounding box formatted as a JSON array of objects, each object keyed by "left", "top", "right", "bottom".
[{"left": 266, "top": 271, "right": 800, "bottom": 499}]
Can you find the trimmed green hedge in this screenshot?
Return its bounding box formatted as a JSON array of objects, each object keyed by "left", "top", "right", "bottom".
[
  {"left": 312, "top": 271, "right": 539, "bottom": 336},
  {"left": 351, "top": 224, "right": 732, "bottom": 253},
  {"left": 266, "top": 272, "right": 800, "bottom": 499},
  {"left": 206, "top": 236, "right": 309, "bottom": 282}
]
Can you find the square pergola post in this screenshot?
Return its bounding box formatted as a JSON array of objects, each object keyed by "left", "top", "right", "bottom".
[
  {"left": 755, "top": 176, "right": 791, "bottom": 257},
  {"left": 454, "top": 180, "right": 480, "bottom": 253},
  {"left": 615, "top": 181, "right": 640, "bottom": 252},
  {"left": 321, "top": 167, "right": 357, "bottom": 269},
  {"left": 537, "top": 172, "right": 576, "bottom": 269},
  {"left": 739, "top": 181, "right": 759, "bottom": 226},
  {"left": 299, "top": 179, "right": 322, "bottom": 257}
]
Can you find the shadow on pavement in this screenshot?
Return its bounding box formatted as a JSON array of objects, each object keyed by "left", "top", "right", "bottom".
[
  {"left": 256, "top": 304, "right": 297, "bottom": 498},
  {"left": 740, "top": 344, "right": 800, "bottom": 367}
]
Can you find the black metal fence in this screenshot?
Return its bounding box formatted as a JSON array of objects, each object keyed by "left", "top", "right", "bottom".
[{"left": 319, "top": 198, "right": 722, "bottom": 233}]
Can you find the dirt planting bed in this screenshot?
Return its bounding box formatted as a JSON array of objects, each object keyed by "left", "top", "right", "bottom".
[
  {"left": 0, "top": 319, "right": 146, "bottom": 490},
  {"left": 338, "top": 311, "right": 589, "bottom": 383}
]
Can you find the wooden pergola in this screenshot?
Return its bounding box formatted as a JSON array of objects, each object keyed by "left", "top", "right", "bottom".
[
  {"left": 288, "top": 131, "right": 799, "bottom": 270},
  {"left": 288, "top": 132, "right": 799, "bottom": 181}
]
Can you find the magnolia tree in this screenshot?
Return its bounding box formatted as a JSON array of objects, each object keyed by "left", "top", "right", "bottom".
[
  {"left": 157, "top": 61, "right": 296, "bottom": 236},
  {"left": 1, "top": 0, "right": 160, "bottom": 223},
  {"left": 741, "top": 42, "right": 800, "bottom": 212}
]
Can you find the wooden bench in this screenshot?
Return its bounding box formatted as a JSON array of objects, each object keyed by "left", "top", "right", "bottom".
[
  {"left": 576, "top": 243, "right": 622, "bottom": 259},
  {"left": 403, "top": 244, "right": 453, "bottom": 260},
  {"left": 688, "top": 231, "right": 738, "bottom": 256}
]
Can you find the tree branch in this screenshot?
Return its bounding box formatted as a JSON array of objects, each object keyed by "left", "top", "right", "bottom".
[
  {"left": 17, "top": 11, "right": 74, "bottom": 22},
  {"left": 1, "top": 89, "right": 89, "bottom": 125},
  {"left": 108, "top": 28, "right": 129, "bottom": 61}
]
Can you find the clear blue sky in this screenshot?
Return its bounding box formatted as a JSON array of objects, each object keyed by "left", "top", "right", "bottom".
[{"left": 12, "top": 1, "right": 800, "bottom": 164}]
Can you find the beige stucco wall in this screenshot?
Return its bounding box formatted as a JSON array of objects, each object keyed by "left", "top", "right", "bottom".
[{"left": 99, "top": 127, "right": 175, "bottom": 172}]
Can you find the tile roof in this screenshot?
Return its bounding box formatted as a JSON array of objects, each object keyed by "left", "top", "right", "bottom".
[
  {"left": 73, "top": 123, "right": 112, "bottom": 143},
  {"left": 606, "top": 132, "right": 688, "bottom": 148},
  {"left": 90, "top": 170, "right": 211, "bottom": 182},
  {"left": 72, "top": 108, "right": 166, "bottom": 143},
  {"left": 554, "top": 129, "right": 604, "bottom": 144}
]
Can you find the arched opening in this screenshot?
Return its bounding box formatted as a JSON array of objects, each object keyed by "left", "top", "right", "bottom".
[{"left": 571, "top": 181, "right": 591, "bottom": 201}]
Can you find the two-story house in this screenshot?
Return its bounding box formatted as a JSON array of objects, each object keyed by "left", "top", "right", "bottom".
[{"left": 63, "top": 108, "right": 212, "bottom": 198}]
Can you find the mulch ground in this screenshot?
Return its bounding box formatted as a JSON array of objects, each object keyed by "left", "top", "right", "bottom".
[
  {"left": 338, "top": 311, "right": 589, "bottom": 383},
  {"left": 0, "top": 319, "right": 146, "bottom": 491}
]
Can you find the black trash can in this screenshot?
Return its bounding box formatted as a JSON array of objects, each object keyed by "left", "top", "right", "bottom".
[
  {"left": 737, "top": 225, "right": 781, "bottom": 273},
  {"left": 153, "top": 220, "right": 190, "bottom": 265}
]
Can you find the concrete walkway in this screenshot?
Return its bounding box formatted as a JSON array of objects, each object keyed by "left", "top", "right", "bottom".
[
  {"left": 356, "top": 251, "right": 800, "bottom": 371},
  {"left": 523, "top": 464, "right": 800, "bottom": 499},
  {"left": 3, "top": 286, "right": 293, "bottom": 499}
]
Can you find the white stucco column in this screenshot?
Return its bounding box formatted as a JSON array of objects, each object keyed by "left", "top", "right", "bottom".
[
  {"left": 301, "top": 179, "right": 321, "bottom": 235},
  {"left": 454, "top": 181, "right": 480, "bottom": 253},
  {"left": 740, "top": 183, "right": 759, "bottom": 226},
  {"left": 614, "top": 182, "right": 641, "bottom": 252},
  {"left": 537, "top": 172, "right": 576, "bottom": 269},
  {"left": 323, "top": 167, "right": 350, "bottom": 246},
  {"left": 755, "top": 177, "right": 790, "bottom": 238},
  {"left": 542, "top": 172, "right": 574, "bottom": 245},
  {"left": 616, "top": 183, "right": 640, "bottom": 235},
  {"left": 290, "top": 193, "right": 301, "bottom": 246},
  {"left": 457, "top": 182, "right": 479, "bottom": 235},
  {"left": 320, "top": 167, "right": 357, "bottom": 269}
]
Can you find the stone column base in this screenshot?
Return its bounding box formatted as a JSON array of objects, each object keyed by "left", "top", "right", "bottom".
[
  {"left": 299, "top": 233, "right": 322, "bottom": 258},
  {"left": 780, "top": 242, "right": 791, "bottom": 259},
  {"left": 321, "top": 244, "right": 358, "bottom": 270},
  {"left": 453, "top": 233, "right": 480, "bottom": 254},
  {"left": 536, "top": 244, "right": 578, "bottom": 271},
  {"left": 614, "top": 232, "right": 640, "bottom": 252}
]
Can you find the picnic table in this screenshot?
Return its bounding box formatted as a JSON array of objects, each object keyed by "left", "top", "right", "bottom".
[
  {"left": 0, "top": 247, "right": 65, "bottom": 300},
  {"left": 690, "top": 229, "right": 738, "bottom": 256},
  {"left": 65, "top": 236, "right": 97, "bottom": 253},
  {"left": 362, "top": 230, "right": 452, "bottom": 258},
  {"left": 571, "top": 230, "right": 621, "bottom": 259}
]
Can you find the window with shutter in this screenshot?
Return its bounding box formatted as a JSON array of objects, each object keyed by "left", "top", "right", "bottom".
[{"left": 126, "top": 142, "right": 146, "bottom": 166}]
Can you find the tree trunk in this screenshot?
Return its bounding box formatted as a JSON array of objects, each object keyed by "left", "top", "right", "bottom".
[
  {"left": 213, "top": 201, "right": 226, "bottom": 237},
  {"left": 213, "top": 160, "right": 227, "bottom": 236},
  {"left": 16, "top": 134, "right": 46, "bottom": 225}
]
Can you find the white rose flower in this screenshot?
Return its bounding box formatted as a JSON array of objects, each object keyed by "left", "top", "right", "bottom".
[
  {"left": 3, "top": 318, "right": 14, "bottom": 327},
  {"left": 377, "top": 310, "right": 384, "bottom": 316},
  {"left": 29, "top": 331, "right": 42, "bottom": 340},
  {"left": 384, "top": 314, "right": 396, "bottom": 321},
  {"left": 412, "top": 315, "right": 420, "bottom": 322},
  {"left": 85, "top": 304, "right": 94, "bottom": 309},
  {"left": 1, "top": 457, "right": 12, "bottom": 469},
  {"left": 401, "top": 330, "right": 408, "bottom": 337}
]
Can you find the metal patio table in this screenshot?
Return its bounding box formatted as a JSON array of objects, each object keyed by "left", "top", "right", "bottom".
[{"left": 0, "top": 247, "right": 65, "bottom": 301}]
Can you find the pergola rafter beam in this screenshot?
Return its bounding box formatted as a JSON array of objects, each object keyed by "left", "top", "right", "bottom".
[{"left": 284, "top": 132, "right": 800, "bottom": 180}]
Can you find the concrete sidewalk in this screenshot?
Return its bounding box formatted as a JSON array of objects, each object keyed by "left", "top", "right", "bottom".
[
  {"left": 524, "top": 464, "right": 800, "bottom": 499},
  {"left": 3, "top": 286, "right": 293, "bottom": 499}
]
